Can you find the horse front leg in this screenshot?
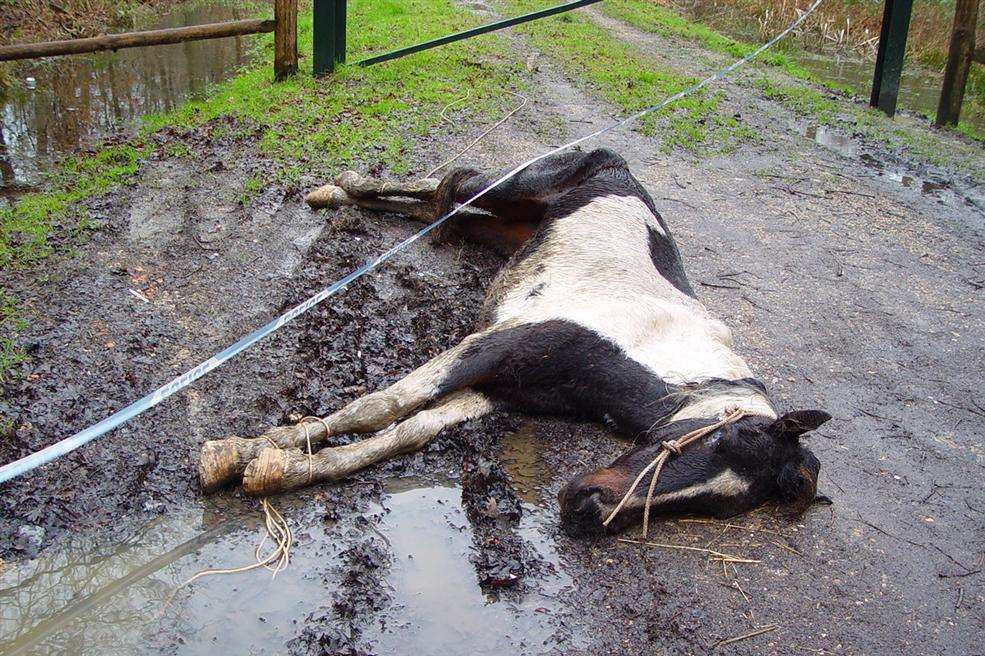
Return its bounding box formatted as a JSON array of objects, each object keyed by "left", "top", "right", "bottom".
[
  {"left": 199, "top": 323, "right": 515, "bottom": 492},
  {"left": 241, "top": 389, "right": 493, "bottom": 495}
]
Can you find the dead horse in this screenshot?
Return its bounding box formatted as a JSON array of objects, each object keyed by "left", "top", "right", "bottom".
[{"left": 199, "top": 148, "right": 831, "bottom": 537}]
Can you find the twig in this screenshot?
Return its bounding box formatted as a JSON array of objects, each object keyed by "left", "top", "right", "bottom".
[
  {"left": 938, "top": 568, "right": 981, "bottom": 579},
  {"left": 826, "top": 187, "right": 875, "bottom": 198},
  {"left": 677, "top": 518, "right": 790, "bottom": 538},
  {"left": 660, "top": 196, "right": 699, "bottom": 210},
  {"left": 425, "top": 91, "right": 528, "bottom": 178},
  {"left": 937, "top": 399, "right": 985, "bottom": 419},
  {"left": 713, "top": 624, "right": 779, "bottom": 648},
  {"left": 852, "top": 512, "right": 975, "bottom": 573},
  {"left": 700, "top": 281, "right": 741, "bottom": 290},
  {"left": 770, "top": 539, "right": 802, "bottom": 556},
  {"left": 719, "top": 579, "right": 752, "bottom": 605},
  {"left": 619, "top": 538, "right": 760, "bottom": 563}
]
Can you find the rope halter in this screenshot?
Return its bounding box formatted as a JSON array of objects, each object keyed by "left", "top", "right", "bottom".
[{"left": 602, "top": 407, "right": 749, "bottom": 538}]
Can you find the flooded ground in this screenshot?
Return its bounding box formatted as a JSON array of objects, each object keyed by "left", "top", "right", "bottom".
[
  {"left": 798, "top": 121, "right": 985, "bottom": 213},
  {"left": 0, "top": 1, "right": 258, "bottom": 188},
  {"left": 668, "top": 0, "right": 985, "bottom": 134}
]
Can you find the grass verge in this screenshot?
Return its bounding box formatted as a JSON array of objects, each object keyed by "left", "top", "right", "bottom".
[
  {"left": 2, "top": 0, "right": 522, "bottom": 270},
  {"left": 593, "top": 0, "right": 983, "bottom": 181},
  {"left": 600, "top": 0, "right": 842, "bottom": 88},
  {"left": 505, "top": 0, "right": 756, "bottom": 154},
  {"left": 142, "top": 0, "right": 522, "bottom": 182},
  {"left": 0, "top": 145, "right": 140, "bottom": 268},
  {"left": 0, "top": 289, "right": 27, "bottom": 384},
  {"left": 600, "top": 0, "right": 984, "bottom": 144}
]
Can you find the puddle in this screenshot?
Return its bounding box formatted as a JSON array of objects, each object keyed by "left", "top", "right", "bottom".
[
  {"left": 804, "top": 123, "right": 858, "bottom": 158},
  {"left": 0, "top": 496, "right": 331, "bottom": 655},
  {"left": 500, "top": 422, "right": 552, "bottom": 506},
  {"left": 0, "top": 1, "right": 259, "bottom": 188},
  {"left": 365, "top": 479, "right": 577, "bottom": 655},
  {"left": 798, "top": 122, "right": 985, "bottom": 212},
  {"left": 1, "top": 479, "right": 579, "bottom": 655}
]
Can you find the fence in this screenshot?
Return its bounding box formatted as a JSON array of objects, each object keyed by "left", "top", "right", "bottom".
[
  {"left": 0, "top": 0, "right": 979, "bottom": 133},
  {"left": 869, "top": 0, "right": 982, "bottom": 126},
  {"left": 0, "top": 0, "right": 599, "bottom": 81},
  {"left": 0, "top": 0, "right": 300, "bottom": 80},
  {"left": 312, "top": 0, "right": 601, "bottom": 74}
]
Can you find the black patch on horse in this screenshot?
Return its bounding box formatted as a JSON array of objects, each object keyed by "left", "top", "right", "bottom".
[{"left": 436, "top": 320, "right": 680, "bottom": 437}]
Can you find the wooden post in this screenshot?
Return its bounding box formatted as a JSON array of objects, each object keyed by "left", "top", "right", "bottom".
[
  {"left": 870, "top": 0, "right": 914, "bottom": 117},
  {"left": 935, "top": 0, "right": 979, "bottom": 127},
  {"left": 274, "top": 0, "right": 298, "bottom": 81}
]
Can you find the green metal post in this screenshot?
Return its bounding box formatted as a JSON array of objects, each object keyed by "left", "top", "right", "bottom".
[
  {"left": 313, "top": 0, "right": 345, "bottom": 76},
  {"left": 334, "top": 0, "right": 346, "bottom": 65},
  {"left": 870, "top": 0, "right": 914, "bottom": 117}
]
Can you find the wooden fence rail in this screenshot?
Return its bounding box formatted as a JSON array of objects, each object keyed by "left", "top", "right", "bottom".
[{"left": 0, "top": 1, "right": 298, "bottom": 80}]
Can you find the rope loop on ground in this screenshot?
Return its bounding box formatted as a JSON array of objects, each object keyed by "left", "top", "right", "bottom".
[{"left": 160, "top": 498, "right": 293, "bottom": 615}]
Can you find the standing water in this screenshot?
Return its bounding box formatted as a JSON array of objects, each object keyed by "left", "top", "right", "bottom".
[
  {"left": 666, "top": 0, "right": 985, "bottom": 135},
  {"left": 0, "top": 1, "right": 259, "bottom": 189}
]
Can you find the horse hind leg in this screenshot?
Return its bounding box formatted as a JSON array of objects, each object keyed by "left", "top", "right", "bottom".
[{"left": 304, "top": 173, "right": 490, "bottom": 224}]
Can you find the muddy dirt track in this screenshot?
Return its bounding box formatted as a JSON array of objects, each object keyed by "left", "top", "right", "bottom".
[{"left": 2, "top": 6, "right": 984, "bottom": 656}]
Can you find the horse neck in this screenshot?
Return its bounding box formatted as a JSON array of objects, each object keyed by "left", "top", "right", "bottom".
[{"left": 668, "top": 379, "right": 777, "bottom": 423}]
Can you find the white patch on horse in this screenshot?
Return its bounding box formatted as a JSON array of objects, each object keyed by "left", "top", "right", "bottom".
[
  {"left": 671, "top": 389, "right": 778, "bottom": 422},
  {"left": 490, "top": 194, "right": 756, "bottom": 385},
  {"left": 613, "top": 469, "right": 752, "bottom": 514}
]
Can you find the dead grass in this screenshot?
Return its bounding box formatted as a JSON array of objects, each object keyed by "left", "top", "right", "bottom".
[
  {"left": 668, "top": 0, "right": 982, "bottom": 65},
  {"left": 0, "top": 0, "right": 181, "bottom": 45}
]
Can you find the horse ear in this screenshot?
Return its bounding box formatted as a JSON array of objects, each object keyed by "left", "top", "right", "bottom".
[{"left": 767, "top": 410, "right": 831, "bottom": 440}]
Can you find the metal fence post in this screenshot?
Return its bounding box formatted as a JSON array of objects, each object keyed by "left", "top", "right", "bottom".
[
  {"left": 869, "top": 0, "right": 914, "bottom": 117},
  {"left": 334, "top": 0, "right": 346, "bottom": 65},
  {"left": 314, "top": 0, "right": 346, "bottom": 76}
]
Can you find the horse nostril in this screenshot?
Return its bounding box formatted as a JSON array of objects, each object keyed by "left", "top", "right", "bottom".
[{"left": 560, "top": 486, "right": 604, "bottom": 519}]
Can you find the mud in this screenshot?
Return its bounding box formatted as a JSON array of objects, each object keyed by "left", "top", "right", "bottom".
[{"left": 2, "top": 4, "right": 984, "bottom": 656}]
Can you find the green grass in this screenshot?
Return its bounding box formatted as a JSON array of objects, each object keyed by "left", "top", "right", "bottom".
[
  {"left": 591, "top": 0, "right": 984, "bottom": 179},
  {"left": 600, "top": 0, "right": 841, "bottom": 88},
  {"left": 1, "top": 0, "right": 522, "bottom": 270},
  {"left": 142, "top": 1, "right": 522, "bottom": 181},
  {"left": 0, "top": 145, "right": 140, "bottom": 268},
  {"left": 0, "top": 289, "right": 27, "bottom": 384},
  {"left": 600, "top": 0, "right": 984, "bottom": 143},
  {"left": 505, "top": 2, "right": 756, "bottom": 154},
  {"left": 754, "top": 77, "right": 841, "bottom": 124}
]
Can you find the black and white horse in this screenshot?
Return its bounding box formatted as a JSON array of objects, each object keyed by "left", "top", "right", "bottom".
[{"left": 200, "top": 148, "right": 830, "bottom": 537}]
